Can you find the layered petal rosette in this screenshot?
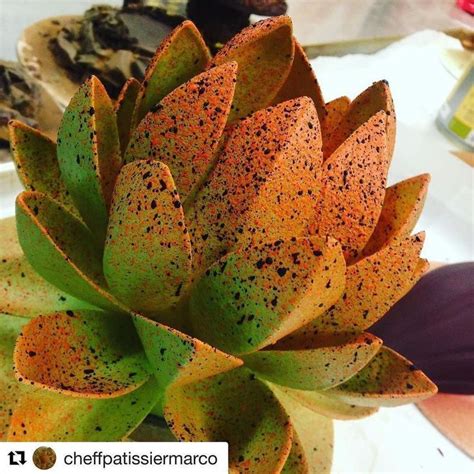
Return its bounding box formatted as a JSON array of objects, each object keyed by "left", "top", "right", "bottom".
[{"left": 1, "top": 17, "right": 436, "bottom": 473}]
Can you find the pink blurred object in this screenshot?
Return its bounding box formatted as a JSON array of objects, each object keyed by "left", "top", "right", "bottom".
[
  {"left": 418, "top": 394, "right": 474, "bottom": 457},
  {"left": 457, "top": 0, "right": 474, "bottom": 14}
]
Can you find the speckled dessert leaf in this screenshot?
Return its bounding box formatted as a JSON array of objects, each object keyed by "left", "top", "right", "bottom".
[
  {"left": 16, "top": 192, "right": 121, "bottom": 312},
  {"left": 0, "top": 217, "right": 22, "bottom": 259},
  {"left": 188, "top": 97, "right": 322, "bottom": 275},
  {"left": 321, "top": 96, "right": 350, "bottom": 151},
  {"left": 0, "top": 216, "right": 94, "bottom": 317},
  {"left": 273, "top": 385, "right": 333, "bottom": 474},
  {"left": 139, "top": 21, "right": 211, "bottom": 118},
  {"left": 103, "top": 161, "right": 192, "bottom": 316},
  {"left": 311, "top": 111, "right": 389, "bottom": 262},
  {"left": 363, "top": 174, "right": 430, "bottom": 256},
  {"left": 323, "top": 80, "right": 395, "bottom": 160},
  {"left": 115, "top": 78, "right": 143, "bottom": 154},
  {"left": 412, "top": 258, "right": 430, "bottom": 282},
  {"left": 164, "top": 368, "right": 292, "bottom": 474},
  {"left": 9, "top": 121, "right": 77, "bottom": 216},
  {"left": 15, "top": 310, "right": 151, "bottom": 398},
  {"left": 8, "top": 377, "right": 161, "bottom": 441},
  {"left": 57, "top": 75, "right": 121, "bottom": 241},
  {"left": 190, "top": 237, "right": 345, "bottom": 355},
  {"left": 126, "top": 63, "right": 237, "bottom": 201},
  {"left": 244, "top": 333, "right": 382, "bottom": 391},
  {"left": 327, "top": 346, "right": 437, "bottom": 407},
  {"left": 272, "top": 40, "right": 326, "bottom": 121},
  {"left": 133, "top": 313, "right": 242, "bottom": 392},
  {"left": 0, "top": 314, "right": 29, "bottom": 440},
  {"left": 276, "top": 385, "right": 378, "bottom": 420},
  {"left": 0, "top": 256, "right": 96, "bottom": 318},
  {"left": 210, "top": 16, "right": 294, "bottom": 122},
  {"left": 289, "top": 234, "right": 424, "bottom": 340}
]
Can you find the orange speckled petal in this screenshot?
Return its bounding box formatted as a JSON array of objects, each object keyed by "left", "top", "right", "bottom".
[
  {"left": 9, "top": 121, "right": 77, "bottom": 216},
  {"left": 0, "top": 314, "right": 29, "bottom": 440},
  {"left": 273, "top": 385, "right": 378, "bottom": 420},
  {"left": 210, "top": 16, "right": 294, "bottom": 122},
  {"left": 321, "top": 96, "right": 350, "bottom": 154},
  {"left": 312, "top": 111, "right": 389, "bottom": 262},
  {"left": 14, "top": 311, "right": 151, "bottom": 398},
  {"left": 244, "top": 333, "right": 382, "bottom": 391},
  {"left": 103, "top": 161, "right": 192, "bottom": 317},
  {"left": 272, "top": 40, "right": 326, "bottom": 122},
  {"left": 133, "top": 313, "right": 242, "bottom": 392},
  {"left": 323, "top": 80, "right": 395, "bottom": 160},
  {"left": 16, "top": 192, "right": 121, "bottom": 312},
  {"left": 273, "top": 385, "right": 333, "bottom": 474},
  {"left": 139, "top": 21, "right": 210, "bottom": 117},
  {"left": 57, "top": 76, "right": 121, "bottom": 240},
  {"left": 126, "top": 63, "right": 237, "bottom": 201},
  {"left": 327, "top": 346, "right": 437, "bottom": 407},
  {"left": 115, "top": 78, "right": 143, "bottom": 154},
  {"left": 188, "top": 97, "right": 323, "bottom": 275},
  {"left": 363, "top": 174, "right": 430, "bottom": 256},
  {"left": 289, "top": 233, "right": 424, "bottom": 340},
  {"left": 190, "top": 237, "right": 345, "bottom": 355},
  {"left": 8, "top": 377, "right": 161, "bottom": 441},
  {"left": 164, "top": 368, "right": 292, "bottom": 474}
]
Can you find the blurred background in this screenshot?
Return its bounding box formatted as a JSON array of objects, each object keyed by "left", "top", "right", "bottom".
[{"left": 0, "top": 1, "right": 473, "bottom": 60}]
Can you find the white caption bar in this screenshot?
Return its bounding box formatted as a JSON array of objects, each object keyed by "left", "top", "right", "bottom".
[{"left": 0, "top": 442, "right": 228, "bottom": 473}]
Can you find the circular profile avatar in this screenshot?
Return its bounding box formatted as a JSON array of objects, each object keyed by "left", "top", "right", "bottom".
[{"left": 32, "top": 447, "right": 57, "bottom": 470}]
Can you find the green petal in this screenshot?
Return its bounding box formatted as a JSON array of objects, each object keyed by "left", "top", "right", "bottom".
[
  {"left": 126, "top": 63, "right": 237, "bottom": 202},
  {"left": 103, "top": 161, "right": 192, "bottom": 316},
  {"left": 311, "top": 111, "right": 389, "bottom": 262},
  {"left": 273, "top": 386, "right": 333, "bottom": 474},
  {"left": 8, "top": 377, "right": 160, "bottom": 441},
  {"left": 133, "top": 313, "right": 242, "bottom": 392},
  {"left": 210, "top": 16, "right": 294, "bottom": 122},
  {"left": 273, "top": 40, "right": 326, "bottom": 122},
  {"left": 273, "top": 385, "right": 378, "bottom": 420},
  {"left": 363, "top": 174, "right": 430, "bottom": 256},
  {"left": 323, "top": 81, "right": 395, "bottom": 160},
  {"left": 294, "top": 233, "right": 424, "bottom": 338},
  {"left": 0, "top": 314, "right": 29, "bottom": 440},
  {"left": 139, "top": 21, "right": 210, "bottom": 118},
  {"left": 16, "top": 191, "right": 121, "bottom": 311},
  {"left": 326, "top": 346, "right": 437, "bottom": 407},
  {"left": 14, "top": 310, "right": 151, "bottom": 398},
  {"left": 57, "top": 76, "right": 121, "bottom": 240},
  {"left": 244, "top": 333, "right": 382, "bottom": 391},
  {"left": 190, "top": 237, "right": 345, "bottom": 355},
  {"left": 1, "top": 255, "right": 96, "bottom": 317},
  {"left": 0, "top": 217, "right": 94, "bottom": 317},
  {"left": 188, "top": 97, "right": 323, "bottom": 276},
  {"left": 115, "top": 78, "right": 143, "bottom": 154},
  {"left": 9, "top": 121, "right": 77, "bottom": 216},
  {"left": 129, "top": 416, "right": 176, "bottom": 442},
  {"left": 164, "top": 368, "right": 292, "bottom": 474}
]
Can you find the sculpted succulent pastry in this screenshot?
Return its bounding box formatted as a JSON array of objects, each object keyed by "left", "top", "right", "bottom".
[{"left": 1, "top": 17, "right": 436, "bottom": 473}]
